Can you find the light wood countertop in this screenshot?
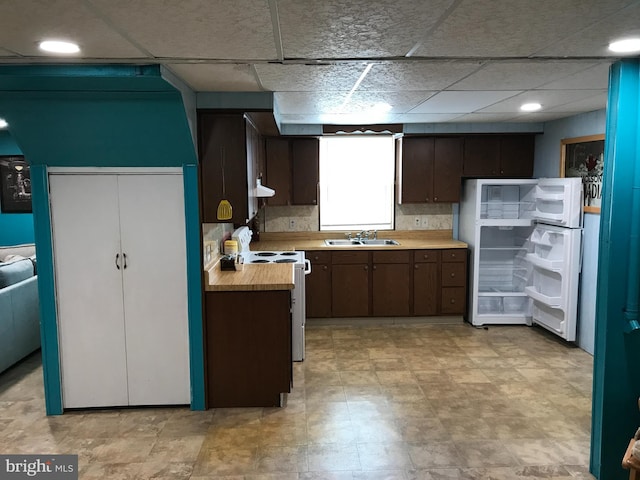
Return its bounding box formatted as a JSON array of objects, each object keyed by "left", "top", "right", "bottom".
[{"left": 205, "top": 261, "right": 294, "bottom": 292}]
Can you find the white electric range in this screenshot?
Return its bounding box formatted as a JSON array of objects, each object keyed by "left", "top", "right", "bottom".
[{"left": 232, "top": 227, "right": 311, "bottom": 361}]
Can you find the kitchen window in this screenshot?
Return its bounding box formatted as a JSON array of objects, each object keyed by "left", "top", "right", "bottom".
[{"left": 319, "top": 135, "right": 395, "bottom": 231}]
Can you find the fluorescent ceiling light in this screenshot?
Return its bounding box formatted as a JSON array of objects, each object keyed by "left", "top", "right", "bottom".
[
  {"left": 39, "top": 40, "right": 80, "bottom": 54},
  {"left": 609, "top": 38, "right": 640, "bottom": 53},
  {"left": 520, "top": 102, "right": 542, "bottom": 112},
  {"left": 0, "top": 118, "right": 7, "bottom": 129}
]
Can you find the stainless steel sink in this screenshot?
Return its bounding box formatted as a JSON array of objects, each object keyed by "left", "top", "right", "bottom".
[{"left": 324, "top": 239, "right": 399, "bottom": 246}]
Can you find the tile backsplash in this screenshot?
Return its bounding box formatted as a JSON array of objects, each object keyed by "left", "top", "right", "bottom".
[
  {"left": 202, "top": 222, "right": 234, "bottom": 264},
  {"left": 262, "top": 203, "right": 453, "bottom": 232}
]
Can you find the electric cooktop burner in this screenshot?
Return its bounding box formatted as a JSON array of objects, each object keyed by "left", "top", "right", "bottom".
[
  {"left": 275, "top": 258, "right": 296, "bottom": 263},
  {"left": 254, "top": 252, "right": 277, "bottom": 257},
  {"left": 251, "top": 259, "right": 270, "bottom": 263},
  {"left": 280, "top": 252, "right": 297, "bottom": 256}
]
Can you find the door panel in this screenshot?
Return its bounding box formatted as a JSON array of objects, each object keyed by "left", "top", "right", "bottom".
[
  {"left": 50, "top": 174, "right": 128, "bottom": 408},
  {"left": 118, "top": 174, "right": 190, "bottom": 405}
]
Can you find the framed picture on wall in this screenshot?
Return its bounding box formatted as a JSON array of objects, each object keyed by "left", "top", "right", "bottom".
[
  {"left": 0, "top": 156, "right": 32, "bottom": 214},
  {"left": 560, "top": 134, "right": 605, "bottom": 214}
]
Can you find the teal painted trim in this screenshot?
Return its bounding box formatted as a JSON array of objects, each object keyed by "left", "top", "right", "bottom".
[
  {"left": 31, "top": 165, "right": 63, "bottom": 415},
  {"left": 183, "top": 165, "right": 205, "bottom": 410},
  {"left": 591, "top": 59, "right": 640, "bottom": 479}
]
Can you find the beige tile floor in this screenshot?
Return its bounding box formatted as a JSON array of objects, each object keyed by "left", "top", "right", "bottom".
[{"left": 0, "top": 322, "right": 595, "bottom": 479}]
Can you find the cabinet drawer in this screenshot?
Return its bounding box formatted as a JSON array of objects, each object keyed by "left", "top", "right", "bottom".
[
  {"left": 441, "top": 262, "right": 466, "bottom": 287},
  {"left": 306, "top": 250, "right": 331, "bottom": 264},
  {"left": 442, "top": 249, "right": 465, "bottom": 262},
  {"left": 373, "top": 250, "right": 410, "bottom": 264},
  {"left": 441, "top": 287, "right": 466, "bottom": 314},
  {"left": 332, "top": 251, "right": 369, "bottom": 264},
  {"left": 413, "top": 250, "right": 440, "bottom": 263}
]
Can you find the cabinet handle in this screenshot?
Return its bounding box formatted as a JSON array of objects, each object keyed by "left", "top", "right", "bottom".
[
  {"left": 115, "top": 253, "right": 120, "bottom": 270},
  {"left": 434, "top": 196, "right": 438, "bottom": 201},
  {"left": 364, "top": 265, "right": 368, "bottom": 271},
  {"left": 450, "top": 298, "right": 456, "bottom": 304},
  {"left": 450, "top": 273, "right": 455, "bottom": 278},
  {"left": 323, "top": 265, "right": 328, "bottom": 271},
  {"left": 423, "top": 254, "right": 429, "bottom": 260},
  {"left": 425, "top": 197, "right": 429, "bottom": 202},
  {"left": 123, "top": 253, "right": 128, "bottom": 269},
  {"left": 414, "top": 264, "right": 419, "bottom": 270},
  {"left": 373, "top": 265, "right": 377, "bottom": 270},
  {"left": 451, "top": 253, "right": 456, "bottom": 258},
  {"left": 314, "top": 256, "right": 319, "bottom": 261}
]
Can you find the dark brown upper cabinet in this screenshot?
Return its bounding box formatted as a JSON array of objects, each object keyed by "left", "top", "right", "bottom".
[
  {"left": 463, "top": 134, "right": 535, "bottom": 178},
  {"left": 265, "top": 136, "right": 319, "bottom": 206},
  {"left": 398, "top": 136, "right": 463, "bottom": 204}
]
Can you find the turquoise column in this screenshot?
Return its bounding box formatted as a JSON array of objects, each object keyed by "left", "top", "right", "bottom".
[
  {"left": 591, "top": 59, "right": 640, "bottom": 479},
  {"left": 183, "top": 165, "right": 205, "bottom": 410},
  {"left": 30, "top": 165, "right": 63, "bottom": 415}
]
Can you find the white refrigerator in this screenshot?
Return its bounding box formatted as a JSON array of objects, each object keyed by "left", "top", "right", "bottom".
[{"left": 459, "top": 178, "right": 583, "bottom": 341}]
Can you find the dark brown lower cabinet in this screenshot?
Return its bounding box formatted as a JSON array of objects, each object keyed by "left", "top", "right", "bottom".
[
  {"left": 332, "top": 263, "right": 369, "bottom": 317},
  {"left": 205, "top": 290, "right": 292, "bottom": 408},
  {"left": 440, "top": 249, "right": 467, "bottom": 315},
  {"left": 305, "top": 251, "right": 332, "bottom": 318},
  {"left": 372, "top": 251, "right": 411, "bottom": 316}
]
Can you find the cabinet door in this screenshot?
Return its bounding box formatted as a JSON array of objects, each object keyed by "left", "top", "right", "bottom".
[
  {"left": 118, "top": 174, "right": 190, "bottom": 406},
  {"left": 463, "top": 136, "right": 500, "bottom": 177},
  {"left": 305, "top": 251, "right": 332, "bottom": 318},
  {"left": 433, "top": 137, "right": 463, "bottom": 202},
  {"left": 400, "top": 137, "right": 434, "bottom": 203},
  {"left": 50, "top": 174, "right": 129, "bottom": 408},
  {"left": 332, "top": 264, "right": 369, "bottom": 317},
  {"left": 413, "top": 262, "right": 439, "bottom": 316},
  {"left": 372, "top": 263, "right": 410, "bottom": 316},
  {"left": 199, "top": 113, "right": 247, "bottom": 224},
  {"left": 265, "top": 137, "right": 291, "bottom": 206},
  {"left": 291, "top": 138, "right": 319, "bottom": 205},
  {"left": 441, "top": 287, "right": 466, "bottom": 314},
  {"left": 245, "top": 120, "right": 260, "bottom": 221},
  {"left": 499, "top": 135, "right": 534, "bottom": 178}
]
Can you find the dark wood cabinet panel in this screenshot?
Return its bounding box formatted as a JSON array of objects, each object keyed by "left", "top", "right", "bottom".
[
  {"left": 413, "top": 250, "right": 440, "bottom": 263},
  {"left": 499, "top": 135, "right": 535, "bottom": 178},
  {"left": 441, "top": 262, "right": 466, "bottom": 287},
  {"left": 441, "top": 287, "right": 466, "bottom": 314},
  {"left": 372, "top": 263, "right": 410, "bottom": 316},
  {"left": 433, "top": 137, "right": 463, "bottom": 203},
  {"left": 400, "top": 137, "right": 434, "bottom": 203},
  {"left": 305, "top": 251, "right": 332, "bottom": 318},
  {"left": 413, "top": 262, "right": 439, "bottom": 316},
  {"left": 205, "top": 290, "right": 291, "bottom": 407},
  {"left": 291, "top": 138, "right": 319, "bottom": 205},
  {"left": 463, "top": 136, "right": 501, "bottom": 177},
  {"left": 265, "top": 137, "right": 291, "bottom": 206},
  {"left": 332, "top": 264, "right": 369, "bottom": 317}
]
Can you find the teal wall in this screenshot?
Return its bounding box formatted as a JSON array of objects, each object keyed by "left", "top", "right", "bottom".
[
  {"left": 591, "top": 59, "right": 640, "bottom": 479},
  {"left": 0, "top": 65, "right": 204, "bottom": 414},
  {"left": 0, "top": 131, "right": 34, "bottom": 246}
]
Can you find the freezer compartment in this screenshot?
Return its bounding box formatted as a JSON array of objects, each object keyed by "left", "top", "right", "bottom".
[
  {"left": 479, "top": 183, "right": 536, "bottom": 220},
  {"left": 534, "top": 178, "right": 583, "bottom": 228},
  {"left": 478, "top": 225, "right": 534, "bottom": 293}
]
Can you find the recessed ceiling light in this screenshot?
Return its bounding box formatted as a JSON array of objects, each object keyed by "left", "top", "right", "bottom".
[
  {"left": 609, "top": 37, "right": 640, "bottom": 53},
  {"left": 0, "top": 118, "right": 8, "bottom": 129},
  {"left": 520, "top": 102, "right": 542, "bottom": 112},
  {"left": 38, "top": 40, "right": 80, "bottom": 54}
]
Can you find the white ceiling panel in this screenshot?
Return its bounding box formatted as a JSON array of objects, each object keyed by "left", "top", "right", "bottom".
[
  {"left": 452, "top": 61, "right": 602, "bottom": 91},
  {"left": 479, "top": 89, "right": 606, "bottom": 114},
  {"left": 276, "top": 0, "right": 454, "bottom": 58},
  {"left": 167, "top": 64, "right": 262, "bottom": 92},
  {"left": 545, "top": 93, "right": 609, "bottom": 113},
  {"left": 275, "top": 91, "right": 349, "bottom": 115},
  {"left": 510, "top": 111, "right": 593, "bottom": 123},
  {"left": 359, "top": 61, "right": 484, "bottom": 91},
  {"left": 256, "top": 64, "right": 365, "bottom": 91},
  {"left": 0, "top": 0, "right": 145, "bottom": 58},
  {"left": 453, "top": 112, "right": 520, "bottom": 123},
  {"left": 89, "top": 0, "right": 277, "bottom": 59},
  {"left": 410, "top": 91, "right": 521, "bottom": 114},
  {"left": 412, "top": 0, "right": 632, "bottom": 57},
  {"left": 535, "top": 2, "right": 640, "bottom": 57},
  {"left": 539, "top": 62, "right": 613, "bottom": 90}
]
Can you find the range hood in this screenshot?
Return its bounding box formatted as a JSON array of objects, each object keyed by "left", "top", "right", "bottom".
[{"left": 255, "top": 178, "right": 275, "bottom": 197}]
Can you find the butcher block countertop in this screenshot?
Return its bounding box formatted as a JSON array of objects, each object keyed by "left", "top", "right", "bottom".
[
  {"left": 205, "top": 261, "right": 294, "bottom": 292},
  {"left": 251, "top": 229, "right": 467, "bottom": 252}
]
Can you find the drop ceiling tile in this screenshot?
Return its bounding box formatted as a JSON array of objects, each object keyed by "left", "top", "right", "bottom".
[
  {"left": 0, "top": 0, "right": 146, "bottom": 58},
  {"left": 535, "top": 2, "right": 640, "bottom": 57},
  {"left": 359, "top": 61, "right": 484, "bottom": 91},
  {"left": 89, "top": 0, "right": 276, "bottom": 59},
  {"left": 275, "top": 91, "right": 349, "bottom": 115},
  {"left": 479, "top": 89, "right": 605, "bottom": 113},
  {"left": 167, "top": 64, "right": 262, "bottom": 92},
  {"left": 277, "top": 0, "right": 454, "bottom": 58},
  {"left": 452, "top": 112, "right": 521, "bottom": 123},
  {"left": 539, "top": 62, "right": 613, "bottom": 90},
  {"left": 256, "top": 64, "right": 365, "bottom": 91},
  {"left": 410, "top": 91, "right": 521, "bottom": 114},
  {"left": 394, "top": 113, "right": 466, "bottom": 123},
  {"left": 545, "top": 93, "right": 608, "bottom": 113},
  {"left": 412, "top": 0, "right": 632, "bottom": 57},
  {"left": 452, "top": 61, "right": 600, "bottom": 90},
  {"left": 510, "top": 111, "right": 584, "bottom": 122}
]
